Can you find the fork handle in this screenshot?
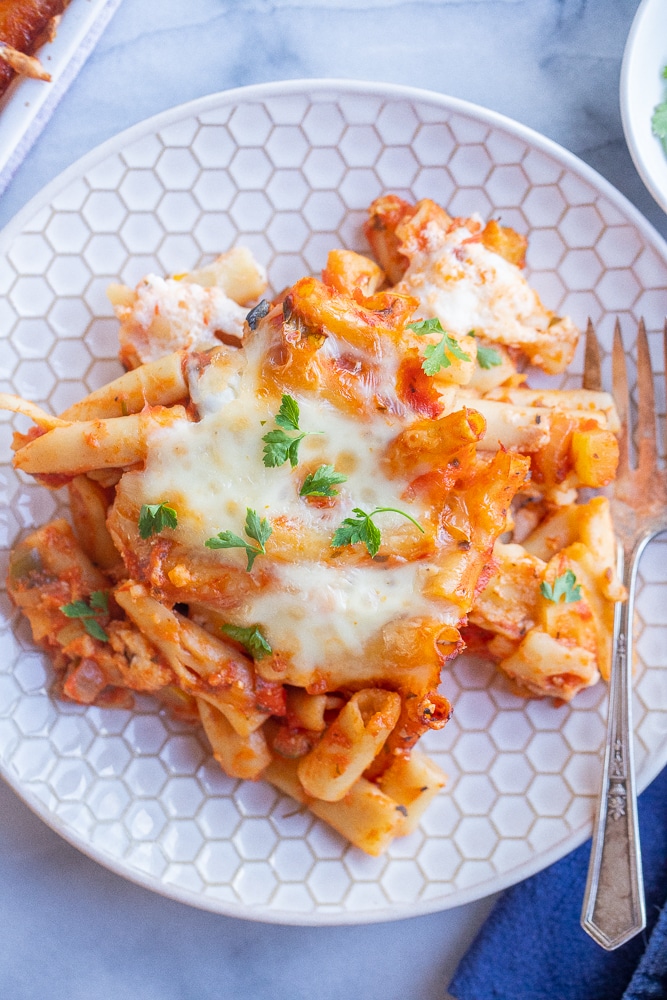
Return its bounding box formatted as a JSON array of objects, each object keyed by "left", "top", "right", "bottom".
[{"left": 581, "top": 538, "right": 648, "bottom": 950}]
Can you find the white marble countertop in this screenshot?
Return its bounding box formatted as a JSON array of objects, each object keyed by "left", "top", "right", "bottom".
[{"left": 0, "top": 2, "right": 664, "bottom": 998}]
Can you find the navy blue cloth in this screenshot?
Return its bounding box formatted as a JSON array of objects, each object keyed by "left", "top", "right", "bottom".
[{"left": 449, "top": 765, "right": 667, "bottom": 1000}]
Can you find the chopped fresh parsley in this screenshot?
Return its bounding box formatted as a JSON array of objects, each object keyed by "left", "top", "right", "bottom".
[
  {"left": 407, "top": 318, "right": 471, "bottom": 375},
  {"left": 540, "top": 570, "right": 582, "bottom": 604},
  {"left": 262, "top": 393, "right": 316, "bottom": 468},
  {"left": 477, "top": 344, "right": 503, "bottom": 369},
  {"left": 138, "top": 502, "right": 178, "bottom": 539},
  {"left": 331, "top": 506, "right": 425, "bottom": 558},
  {"left": 205, "top": 507, "right": 272, "bottom": 571},
  {"left": 467, "top": 331, "right": 503, "bottom": 370},
  {"left": 274, "top": 393, "right": 300, "bottom": 432},
  {"left": 300, "top": 464, "right": 348, "bottom": 498},
  {"left": 262, "top": 428, "right": 306, "bottom": 468},
  {"left": 60, "top": 590, "right": 109, "bottom": 642},
  {"left": 220, "top": 623, "right": 272, "bottom": 660},
  {"left": 652, "top": 65, "right": 667, "bottom": 154}
]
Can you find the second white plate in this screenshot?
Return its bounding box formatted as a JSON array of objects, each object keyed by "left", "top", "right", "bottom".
[{"left": 621, "top": 0, "right": 667, "bottom": 215}]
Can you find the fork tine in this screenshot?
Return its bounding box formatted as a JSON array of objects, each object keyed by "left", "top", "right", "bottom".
[
  {"left": 583, "top": 318, "right": 602, "bottom": 391},
  {"left": 612, "top": 318, "right": 631, "bottom": 478},
  {"left": 635, "top": 318, "right": 657, "bottom": 473}
]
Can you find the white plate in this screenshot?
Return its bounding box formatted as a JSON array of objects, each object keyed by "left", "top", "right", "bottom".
[
  {"left": 1, "top": 80, "right": 667, "bottom": 926},
  {"left": 0, "top": 0, "right": 123, "bottom": 197},
  {"left": 621, "top": 0, "right": 667, "bottom": 215}
]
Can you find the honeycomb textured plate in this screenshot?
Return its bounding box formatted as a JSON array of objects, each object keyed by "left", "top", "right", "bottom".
[{"left": 1, "top": 80, "right": 667, "bottom": 926}]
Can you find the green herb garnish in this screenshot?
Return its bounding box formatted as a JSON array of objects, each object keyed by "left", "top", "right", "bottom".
[
  {"left": 407, "top": 318, "right": 471, "bottom": 375},
  {"left": 138, "top": 502, "right": 178, "bottom": 539},
  {"left": 467, "top": 331, "right": 503, "bottom": 370},
  {"left": 652, "top": 65, "right": 667, "bottom": 154},
  {"left": 205, "top": 507, "right": 272, "bottom": 571},
  {"left": 262, "top": 393, "right": 316, "bottom": 468},
  {"left": 540, "top": 570, "right": 582, "bottom": 604},
  {"left": 300, "top": 464, "right": 348, "bottom": 498},
  {"left": 331, "top": 506, "right": 425, "bottom": 558},
  {"left": 60, "top": 590, "right": 109, "bottom": 642},
  {"left": 220, "top": 624, "right": 272, "bottom": 660}
]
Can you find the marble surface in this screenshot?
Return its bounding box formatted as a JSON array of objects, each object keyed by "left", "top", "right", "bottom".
[{"left": 0, "top": 1, "right": 664, "bottom": 998}]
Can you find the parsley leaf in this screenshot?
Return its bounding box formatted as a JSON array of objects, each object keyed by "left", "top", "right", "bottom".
[
  {"left": 244, "top": 508, "right": 273, "bottom": 550},
  {"left": 407, "top": 317, "right": 443, "bottom": 336},
  {"left": 138, "top": 502, "right": 178, "bottom": 539},
  {"left": 652, "top": 103, "right": 667, "bottom": 151},
  {"left": 467, "top": 331, "right": 503, "bottom": 370},
  {"left": 262, "top": 429, "right": 305, "bottom": 468},
  {"left": 205, "top": 507, "right": 272, "bottom": 571},
  {"left": 652, "top": 64, "right": 667, "bottom": 153},
  {"left": 220, "top": 623, "right": 272, "bottom": 660},
  {"left": 274, "top": 394, "right": 301, "bottom": 432},
  {"left": 331, "top": 506, "right": 425, "bottom": 558},
  {"left": 407, "top": 318, "right": 471, "bottom": 375},
  {"left": 540, "top": 569, "right": 582, "bottom": 604},
  {"left": 60, "top": 590, "right": 110, "bottom": 642},
  {"left": 300, "top": 464, "right": 348, "bottom": 498},
  {"left": 476, "top": 344, "right": 503, "bottom": 369},
  {"left": 262, "top": 394, "right": 313, "bottom": 468},
  {"left": 89, "top": 591, "right": 109, "bottom": 614},
  {"left": 80, "top": 618, "right": 110, "bottom": 643}
]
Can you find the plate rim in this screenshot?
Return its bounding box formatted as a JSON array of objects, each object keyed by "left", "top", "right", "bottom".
[{"left": 2, "top": 77, "right": 667, "bottom": 926}]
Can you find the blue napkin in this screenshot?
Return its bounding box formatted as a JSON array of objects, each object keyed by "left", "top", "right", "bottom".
[{"left": 449, "top": 764, "right": 667, "bottom": 1000}]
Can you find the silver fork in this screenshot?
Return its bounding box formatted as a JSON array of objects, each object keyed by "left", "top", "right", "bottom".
[{"left": 581, "top": 318, "right": 667, "bottom": 950}]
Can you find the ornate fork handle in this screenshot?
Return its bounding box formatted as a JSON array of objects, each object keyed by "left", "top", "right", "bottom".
[{"left": 581, "top": 536, "right": 651, "bottom": 949}]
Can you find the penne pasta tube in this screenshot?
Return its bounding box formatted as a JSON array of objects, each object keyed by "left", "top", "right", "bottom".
[
  {"left": 460, "top": 397, "right": 552, "bottom": 452},
  {"left": 498, "top": 627, "right": 599, "bottom": 702},
  {"left": 383, "top": 407, "right": 485, "bottom": 477},
  {"left": 198, "top": 699, "right": 271, "bottom": 780},
  {"left": 264, "top": 758, "right": 404, "bottom": 856},
  {"left": 184, "top": 246, "right": 267, "bottom": 303},
  {"left": 59, "top": 352, "right": 189, "bottom": 421},
  {"left": 539, "top": 542, "right": 615, "bottom": 683},
  {"left": 521, "top": 503, "right": 580, "bottom": 560},
  {"left": 114, "top": 581, "right": 269, "bottom": 736},
  {"left": 7, "top": 520, "right": 110, "bottom": 647},
  {"left": 0, "top": 392, "right": 69, "bottom": 430},
  {"left": 321, "top": 249, "right": 384, "bottom": 297},
  {"left": 453, "top": 396, "right": 608, "bottom": 453},
  {"left": 9, "top": 518, "right": 108, "bottom": 594},
  {"left": 68, "top": 475, "right": 122, "bottom": 572},
  {"left": 376, "top": 751, "right": 447, "bottom": 836},
  {"left": 297, "top": 689, "right": 401, "bottom": 802},
  {"left": 484, "top": 386, "right": 620, "bottom": 432},
  {"left": 468, "top": 541, "right": 545, "bottom": 640},
  {"left": 522, "top": 496, "right": 624, "bottom": 600},
  {"left": 13, "top": 406, "right": 187, "bottom": 476},
  {"left": 285, "top": 688, "right": 329, "bottom": 732}
]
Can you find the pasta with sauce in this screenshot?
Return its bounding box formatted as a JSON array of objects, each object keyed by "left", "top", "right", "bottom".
[{"left": 2, "top": 196, "right": 625, "bottom": 855}]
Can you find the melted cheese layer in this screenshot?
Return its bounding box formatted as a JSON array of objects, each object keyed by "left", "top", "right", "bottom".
[
  {"left": 130, "top": 353, "right": 458, "bottom": 677},
  {"left": 118, "top": 276, "right": 248, "bottom": 364},
  {"left": 397, "top": 217, "right": 569, "bottom": 348}
]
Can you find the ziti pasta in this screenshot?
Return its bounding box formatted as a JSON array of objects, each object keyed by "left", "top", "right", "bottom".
[{"left": 2, "top": 196, "right": 624, "bottom": 855}]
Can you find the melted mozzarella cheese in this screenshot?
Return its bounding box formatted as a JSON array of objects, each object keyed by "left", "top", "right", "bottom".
[
  {"left": 141, "top": 357, "right": 418, "bottom": 547},
  {"left": 235, "top": 560, "right": 450, "bottom": 683},
  {"left": 397, "top": 217, "right": 570, "bottom": 349},
  {"left": 131, "top": 351, "right": 457, "bottom": 677},
  {"left": 118, "top": 276, "right": 248, "bottom": 364}
]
